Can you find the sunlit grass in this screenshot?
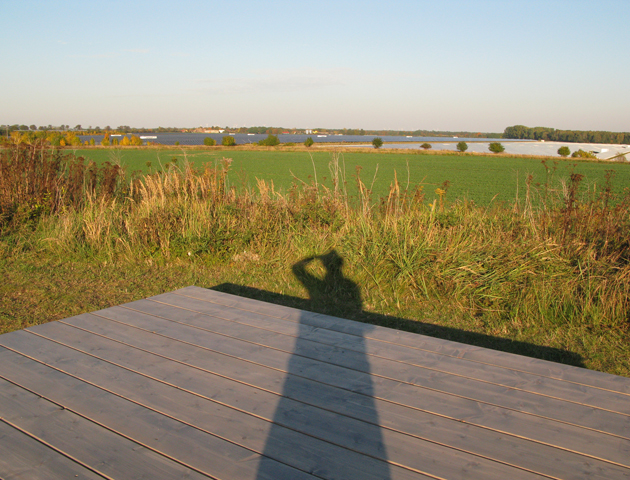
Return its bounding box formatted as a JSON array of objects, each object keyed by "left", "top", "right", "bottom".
[{"left": 1, "top": 142, "right": 629, "bottom": 376}]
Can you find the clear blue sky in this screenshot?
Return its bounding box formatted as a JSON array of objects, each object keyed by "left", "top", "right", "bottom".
[{"left": 2, "top": 0, "right": 628, "bottom": 132}]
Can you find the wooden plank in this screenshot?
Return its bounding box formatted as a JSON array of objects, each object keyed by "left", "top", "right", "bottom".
[
  {"left": 53, "top": 310, "right": 630, "bottom": 468},
  {"left": 90, "top": 303, "right": 630, "bottom": 440},
  {"left": 130, "top": 294, "right": 630, "bottom": 414},
  {"left": 28, "top": 319, "right": 630, "bottom": 480},
  {"left": 174, "top": 286, "right": 630, "bottom": 395},
  {"left": 0, "top": 347, "right": 320, "bottom": 480},
  {"left": 0, "top": 335, "right": 431, "bottom": 480},
  {"left": 13, "top": 318, "right": 630, "bottom": 476},
  {"left": 0, "top": 420, "right": 105, "bottom": 480},
  {"left": 0, "top": 376, "right": 211, "bottom": 480}
]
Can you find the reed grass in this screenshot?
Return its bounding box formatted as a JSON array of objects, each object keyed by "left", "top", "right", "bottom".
[{"left": 1, "top": 143, "right": 629, "bottom": 376}]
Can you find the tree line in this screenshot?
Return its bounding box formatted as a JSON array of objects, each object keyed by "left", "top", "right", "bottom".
[
  {"left": 2, "top": 129, "right": 146, "bottom": 147},
  {"left": 3, "top": 123, "right": 504, "bottom": 139},
  {"left": 503, "top": 125, "right": 630, "bottom": 144},
  {"left": 1, "top": 125, "right": 184, "bottom": 135}
]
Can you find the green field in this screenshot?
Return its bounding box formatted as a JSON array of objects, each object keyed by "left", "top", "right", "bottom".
[{"left": 70, "top": 148, "right": 630, "bottom": 205}]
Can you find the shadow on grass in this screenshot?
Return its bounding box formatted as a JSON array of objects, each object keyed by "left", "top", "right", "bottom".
[{"left": 212, "top": 251, "right": 585, "bottom": 369}]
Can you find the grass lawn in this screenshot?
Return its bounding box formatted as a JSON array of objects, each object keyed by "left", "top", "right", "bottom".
[{"left": 69, "top": 147, "right": 630, "bottom": 205}]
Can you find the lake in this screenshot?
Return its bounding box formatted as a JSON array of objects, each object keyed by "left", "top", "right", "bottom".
[{"left": 79, "top": 132, "right": 521, "bottom": 146}]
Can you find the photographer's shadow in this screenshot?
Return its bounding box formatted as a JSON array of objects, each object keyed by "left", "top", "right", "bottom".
[{"left": 257, "top": 249, "right": 391, "bottom": 479}]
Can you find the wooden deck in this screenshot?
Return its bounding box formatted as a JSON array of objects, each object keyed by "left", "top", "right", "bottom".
[{"left": 1, "top": 286, "right": 629, "bottom": 480}]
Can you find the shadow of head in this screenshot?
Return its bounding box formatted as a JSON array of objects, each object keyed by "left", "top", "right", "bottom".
[
  {"left": 292, "top": 249, "right": 362, "bottom": 316},
  {"left": 319, "top": 249, "right": 344, "bottom": 277}
]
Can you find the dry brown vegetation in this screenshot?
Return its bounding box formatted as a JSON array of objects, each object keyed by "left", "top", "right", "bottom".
[{"left": 1, "top": 142, "right": 629, "bottom": 376}]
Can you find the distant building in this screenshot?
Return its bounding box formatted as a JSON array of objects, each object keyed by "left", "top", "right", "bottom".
[{"left": 193, "top": 128, "right": 225, "bottom": 133}]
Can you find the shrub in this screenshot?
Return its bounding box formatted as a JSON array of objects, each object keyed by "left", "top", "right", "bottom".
[
  {"left": 571, "top": 149, "right": 597, "bottom": 159},
  {"left": 175, "top": 141, "right": 180, "bottom": 146},
  {"left": 372, "top": 137, "right": 383, "bottom": 149},
  {"left": 258, "top": 134, "right": 280, "bottom": 146},
  {"left": 420, "top": 143, "right": 432, "bottom": 150},
  {"left": 204, "top": 137, "right": 216, "bottom": 146},
  {"left": 222, "top": 136, "right": 236, "bottom": 146},
  {"left": 304, "top": 137, "right": 314, "bottom": 148},
  {"left": 489, "top": 142, "right": 505, "bottom": 154},
  {"left": 557, "top": 146, "right": 571, "bottom": 157},
  {"left": 456, "top": 141, "right": 468, "bottom": 152}
]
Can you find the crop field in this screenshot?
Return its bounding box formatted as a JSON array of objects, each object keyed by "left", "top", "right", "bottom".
[{"left": 69, "top": 147, "right": 630, "bottom": 205}]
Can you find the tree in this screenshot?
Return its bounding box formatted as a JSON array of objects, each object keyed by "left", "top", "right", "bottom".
[
  {"left": 420, "top": 143, "right": 432, "bottom": 150},
  {"left": 557, "top": 146, "right": 570, "bottom": 157},
  {"left": 372, "top": 137, "right": 383, "bottom": 149},
  {"left": 101, "top": 134, "right": 110, "bottom": 146},
  {"left": 222, "top": 135, "right": 236, "bottom": 146},
  {"left": 203, "top": 137, "right": 216, "bottom": 146},
  {"left": 120, "top": 136, "right": 130, "bottom": 146},
  {"left": 304, "top": 137, "right": 314, "bottom": 147},
  {"left": 29, "top": 125, "right": 37, "bottom": 131},
  {"left": 65, "top": 132, "right": 81, "bottom": 146},
  {"left": 456, "top": 141, "right": 468, "bottom": 152},
  {"left": 130, "top": 135, "right": 143, "bottom": 146},
  {"left": 258, "top": 134, "right": 280, "bottom": 146},
  {"left": 488, "top": 142, "right": 505, "bottom": 154},
  {"left": 571, "top": 149, "right": 597, "bottom": 159}
]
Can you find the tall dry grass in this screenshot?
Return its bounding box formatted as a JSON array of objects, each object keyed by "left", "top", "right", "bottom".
[
  {"left": 2, "top": 143, "right": 629, "bottom": 372},
  {"left": 0, "top": 141, "right": 126, "bottom": 226}
]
